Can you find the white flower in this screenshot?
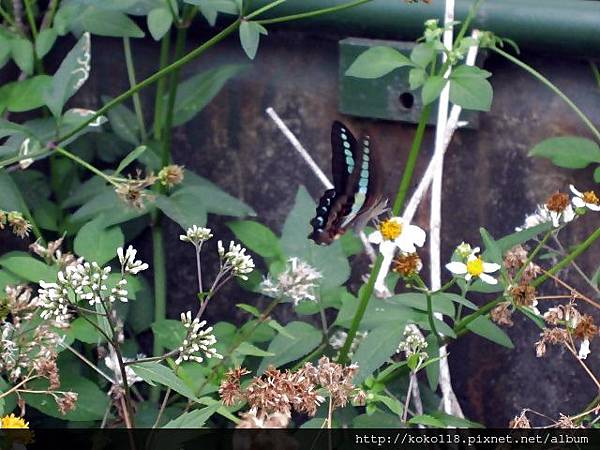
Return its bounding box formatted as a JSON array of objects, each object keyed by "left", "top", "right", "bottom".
[
  {"left": 108, "top": 278, "right": 128, "bottom": 303},
  {"left": 548, "top": 204, "right": 575, "bottom": 228},
  {"left": 368, "top": 217, "right": 426, "bottom": 255},
  {"left": 117, "top": 245, "right": 149, "bottom": 275},
  {"left": 578, "top": 339, "right": 591, "bottom": 360},
  {"left": 446, "top": 247, "right": 501, "bottom": 285},
  {"left": 261, "top": 257, "right": 321, "bottom": 305},
  {"left": 455, "top": 242, "right": 474, "bottom": 258},
  {"left": 217, "top": 240, "right": 255, "bottom": 280},
  {"left": 104, "top": 350, "right": 143, "bottom": 386},
  {"left": 180, "top": 225, "right": 213, "bottom": 246},
  {"left": 368, "top": 217, "right": 426, "bottom": 294},
  {"left": 515, "top": 205, "right": 553, "bottom": 231},
  {"left": 570, "top": 185, "right": 600, "bottom": 212},
  {"left": 176, "top": 312, "right": 223, "bottom": 365}
]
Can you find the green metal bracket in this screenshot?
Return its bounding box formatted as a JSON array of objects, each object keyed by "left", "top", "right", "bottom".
[{"left": 338, "top": 37, "right": 480, "bottom": 128}]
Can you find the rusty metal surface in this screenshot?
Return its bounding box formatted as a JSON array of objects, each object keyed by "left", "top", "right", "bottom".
[{"left": 37, "top": 29, "right": 600, "bottom": 426}]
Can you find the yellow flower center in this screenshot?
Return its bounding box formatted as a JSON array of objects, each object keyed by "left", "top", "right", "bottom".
[
  {"left": 380, "top": 219, "right": 402, "bottom": 241},
  {"left": 1, "top": 414, "right": 29, "bottom": 429},
  {"left": 466, "top": 257, "right": 484, "bottom": 277},
  {"left": 583, "top": 190, "right": 599, "bottom": 205}
]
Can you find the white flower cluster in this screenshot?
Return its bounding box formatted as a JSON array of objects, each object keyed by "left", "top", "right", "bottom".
[
  {"left": 117, "top": 246, "right": 149, "bottom": 275},
  {"left": 261, "top": 257, "right": 322, "bottom": 305},
  {"left": 176, "top": 311, "right": 223, "bottom": 365},
  {"left": 397, "top": 324, "right": 428, "bottom": 362},
  {"left": 179, "top": 225, "right": 213, "bottom": 246},
  {"left": 218, "top": 240, "right": 255, "bottom": 280}
]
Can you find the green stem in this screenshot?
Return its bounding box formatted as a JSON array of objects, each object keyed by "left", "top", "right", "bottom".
[
  {"left": 256, "top": 0, "right": 373, "bottom": 25},
  {"left": 492, "top": 46, "right": 600, "bottom": 143},
  {"left": 514, "top": 229, "right": 552, "bottom": 283},
  {"left": 245, "top": 0, "right": 287, "bottom": 20},
  {"left": 54, "top": 18, "right": 242, "bottom": 146},
  {"left": 23, "top": 0, "right": 37, "bottom": 38},
  {"left": 0, "top": 5, "right": 17, "bottom": 28},
  {"left": 150, "top": 223, "right": 167, "bottom": 402},
  {"left": 426, "top": 291, "right": 440, "bottom": 344},
  {"left": 123, "top": 37, "right": 148, "bottom": 142},
  {"left": 55, "top": 146, "right": 118, "bottom": 186},
  {"left": 590, "top": 61, "right": 600, "bottom": 89},
  {"left": 153, "top": 32, "right": 172, "bottom": 140}
]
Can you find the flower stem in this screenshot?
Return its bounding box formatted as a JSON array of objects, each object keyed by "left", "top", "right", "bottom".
[
  {"left": 153, "top": 31, "right": 171, "bottom": 140},
  {"left": 23, "top": 0, "right": 37, "bottom": 38},
  {"left": 492, "top": 46, "right": 600, "bottom": 143},
  {"left": 123, "top": 37, "right": 148, "bottom": 142},
  {"left": 514, "top": 229, "right": 552, "bottom": 283},
  {"left": 150, "top": 222, "right": 167, "bottom": 401},
  {"left": 54, "top": 146, "right": 118, "bottom": 186},
  {"left": 256, "top": 0, "right": 374, "bottom": 25},
  {"left": 245, "top": 0, "right": 288, "bottom": 20}
]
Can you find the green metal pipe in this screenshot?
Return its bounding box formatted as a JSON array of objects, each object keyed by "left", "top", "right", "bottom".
[{"left": 251, "top": 0, "right": 600, "bottom": 56}]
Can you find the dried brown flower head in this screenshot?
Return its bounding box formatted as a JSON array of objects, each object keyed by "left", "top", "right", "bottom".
[
  {"left": 555, "top": 413, "right": 582, "bottom": 429},
  {"left": 219, "top": 367, "right": 250, "bottom": 407},
  {"left": 158, "top": 164, "right": 185, "bottom": 188},
  {"left": 392, "top": 253, "right": 422, "bottom": 277},
  {"left": 535, "top": 327, "right": 570, "bottom": 357},
  {"left": 56, "top": 392, "right": 78, "bottom": 415},
  {"left": 574, "top": 314, "right": 598, "bottom": 341},
  {"left": 546, "top": 192, "right": 569, "bottom": 213},
  {"left": 503, "top": 245, "right": 528, "bottom": 272},
  {"left": 491, "top": 301, "right": 514, "bottom": 327},
  {"left": 115, "top": 172, "right": 157, "bottom": 210},
  {"left": 510, "top": 284, "right": 537, "bottom": 307},
  {"left": 6, "top": 211, "right": 31, "bottom": 238},
  {"left": 509, "top": 410, "right": 531, "bottom": 428}
]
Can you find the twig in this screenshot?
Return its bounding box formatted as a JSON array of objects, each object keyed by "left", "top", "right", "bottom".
[
  {"left": 153, "top": 388, "right": 171, "bottom": 428},
  {"left": 61, "top": 342, "right": 115, "bottom": 384},
  {"left": 543, "top": 270, "right": 600, "bottom": 310},
  {"left": 402, "top": 372, "right": 414, "bottom": 423}
]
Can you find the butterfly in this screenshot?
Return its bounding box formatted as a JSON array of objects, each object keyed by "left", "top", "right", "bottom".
[{"left": 308, "top": 121, "right": 386, "bottom": 246}]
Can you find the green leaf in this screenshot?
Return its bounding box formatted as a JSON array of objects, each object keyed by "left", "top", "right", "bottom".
[
  {"left": 258, "top": 321, "right": 321, "bottom": 373},
  {"left": 23, "top": 374, "right": 109, "bottom": 421},
  {"left": 74, "top": 218, "right": 124, "bottom": 266},
  {"left": 0, "top": 76, "right": 52, "bottom": 113},
  {"left": 162, "top": 404, "right": 219, "bottom": 428},
  {"left": 480, "top": 227, "right": 502, "bottom": 265},
  {"left": 0, "top": 252, "right": 58, "bottom": 283},
  {"left": 82, "top": 8, "right": 145, "bottom": 38},
  {"left": 132, "top": 362, "right": 200, "bottom": 401},
  {"left": 235, "top": 342, "right": 274, "bottom": 357},
  {"left": 151, "top": 319, "right": 186, "bottom": 350},
  {"left": 434, "top": 292, "right": 478, "bottom": 311},
  {"left": 429, "top": 411, "right": 484, "bottom": 428},
  {"left": 410, "top": 42, "right": 435, "bottom": 68},
  {"left": 421, "top": 75, "right": 446, "bottom": 105},
  {"left": 67, "top": 317, "right": 105, "bottom": 344},
  {"left": 104, "top": 98, "right": 140, "bottom": 145},
  {"left": 35, "top": 28, "right": 58, "bottom": 58},
  {"left": 115, "top": 145, "right": 147, "bottom": 175},
  {"left": 155, "top": 192, "right": 208, "bottom": 230},
  {"left": 409, "top": 67, "right": 426, "bottom": 90},
  {"left": 345, "top": 46, "right": 413, "bottom": 79},
  {"left": 239, "top": 21, "right": 266, "bottom": 60},
  {"left": 529, "top": 136, "right": 600, "bottom": 169},
  {"left": 0, "top": 169, "right": 34, "bottom": 221},
  {"left": 352, "top": 411, "right": 400, "bottom": 428},
  {"left": 228, "top": 220, "right": 282, "bottom": 259},
  {"left": 391, "top": 292, "right": 455, "bottom": 317},
  {"left": 10, "top": 38, "right": 34, "bottom": 75},
  {"left": 351, "top": 322, "right": 405, "bottom": 383},
  {"left": 449, "top": 65, "right": 493, "bottom": 111},
  {"left": 172, "top": 64, "right": 245, "bottom": 126},
  {"left": 147, "top": 7, "right": 173, "bottom": 41},
  {"left": 375, "top": 394, "right": 403, "bottom": 416},
  {"left": 409, "top": 414, "right": 445, "bottom": 427},
  {"left": 44, "top": 33, "right": 91, "bottom": 117},
  {"left": 466, "top": 316, "right": 514, "bottom": 348},
  {"left": 594, "top": 166, "right": 600, "bottom": 183}
]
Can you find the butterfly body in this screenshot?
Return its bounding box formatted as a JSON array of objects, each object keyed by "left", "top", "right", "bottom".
[{"left": 309, "top": 121, "right": 385, "bottom": 246}]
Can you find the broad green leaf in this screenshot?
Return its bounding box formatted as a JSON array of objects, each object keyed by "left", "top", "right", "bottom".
[
  {"left": 104, "top": 97, "right": 140, "bottom": 145},
  {"left": 0, "top": 119, "right": 31, "bottom": 139},
  {"left": 409, "top": 414, "right": 445, "bottom": 427},
  {"left": 0, "top": 270, "right": 21, "bottom": 291},
  {"left": 466, "top": 316, "right": 514, "bottom": 348},
  {"left": 162, "top": 404, "right": 219, "bottom": 428},
  {"left": 450, "top": 65, "right": 493, "bottom": 111},
  {"left": 345, "top": 46, "right": 413, "bottom": 79},
  {"left": 375, "top": 394, "right": 404, "bottom": 416},
  {"left": 228, "top": 220, "right": 282, "bottom": 258},
  {"left": 179, "top": 172, "right": 256, "bottom": 217},
  {"left": 0, "top": 35, "right": 9, "bottom": 71},
  {"left": 351, "top": 322, "right": 405, "bottom": 383},
  {"left": 429, "top": 411, "right": 484, "bottom": 428},
  {"left": 410, "top": 42, "right": 435, "bottom": 68},
  {"left": 0, "top": 252, "right": 58, "bottom": 283},
  {"left": 44, "top": 33, "right": 91, "bottom": 117},
  {"left": 151, "top": 319, "right": 186, "bottom": 350},
  {"left": 155, "top": 192, "right": 208, "bottom": 230},
  {"left": 434, "top": 292, "right": 478, "bottom": 311},
  {"left": 425, "top": 333, "right": 439, "bottom": 390},
  {"left": 147, "top": 7, "right": 172, "bottom": 41},
  {"left": 529, "top": 136, "right": 600, "bottom": 169},
  {"left": 390, "top": 292, "right": 455, "bottom": 317},
  {"left": 421, "top": 75, "right": 446, "bottom": 105},
  {"left": 0, "top": 170, "right": 36, "bottom": 227},
  {"left": 115, "top": 146, "right": 147, "bottom": 175},
  {"left": 480, "top": 227, "right": 502, "bottom": 264},
  {"left": 74, "top": 218, "right": 124, "bottom": 266},
  {"left": 10, "top": 38, "right": 34, "bottom": 75},
  {"left": 0, "top": 377, "right": 17, "bottom": 415},
  {"left": 71, "top": 189, "right": 150, "bottom": 227},
  {"left": 132, "top": 362, "right": 200, "bottom": 401},
  {"left": 235, "top": 342, "right": 274, "bottom": 357},
  {"left": 258, "top": 321, "right": 321, "bottom": 373},
  {"left": 409, "top": 67, "right": 426, "bottom": 90},
  {"left": 35, "top": 28, "right": 58, "bottom": 58},
  {"left": 352, "top": 411, "right": 400, "bottom": 428},
  {"left": 239, "top": 21, "right": 266, "bottom": 60},
  {"left": 0, "top": 76, "right": 52, "bottom": 112},
  {"left": 67, "top": 317, "right": 105, "bottom": 344},
  {"left": 172, "top": 64, "right": 245, "bottom": 126},
  {"left": 594, "top": 166, "right": 600, "bottom": 183},
  {"left": 496, "top": 222, "right": 552, "bottom": 254},
  {"left": 335, "top": 294, "right": 425, "bottom": 330},
  {"left": 82, "top": 8, "right": 145, "bottom": 38},
  {"left": 23, "top": 374, "right": 109, "bottom": 421}
]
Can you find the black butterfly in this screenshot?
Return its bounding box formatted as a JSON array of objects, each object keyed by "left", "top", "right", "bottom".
[{"left": 309, "top": 121, "right": 386, "bottom": 246}]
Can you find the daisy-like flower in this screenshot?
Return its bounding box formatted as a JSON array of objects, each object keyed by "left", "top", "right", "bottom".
[
  {"left": 261, "top": 257, "right": 321, "bottom": 305},
  {"left": 545, "top": 191, "right": 576, "bottom": 227},
  {"left": 0, "top": 413, "right": 29, "bottom": 429},
  {"left": 515, "top": 205, "right": 553, "bottom": 232},
  {"left": 176, "top": 311, "right": 223, "bottom": 365},
  {"left": 446, "top": 246, "right": 501, "bottom": 285},
  {"left": 218, "top": 240, "right": 255, "bottom": 280},
  {"left": 570, "top": 185, "right": 600, "bottom": 212},
  {"left": 368, "top": 217, "right": 426, "bottom": 293},
  {"left": 117, "top": 246, "right": 149, "bottom": 275},
  {"left": 179, "top": 225, "right": 213, "bottom": 246}
]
